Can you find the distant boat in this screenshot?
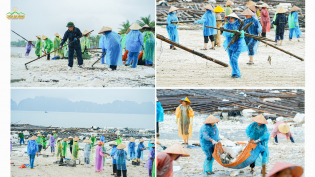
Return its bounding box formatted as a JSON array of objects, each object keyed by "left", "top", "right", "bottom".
[{"left": 45, "top": 111, "right": 48, "bottom": 113}]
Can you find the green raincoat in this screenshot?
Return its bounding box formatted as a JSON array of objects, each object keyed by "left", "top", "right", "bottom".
[
  {"left": 115, "top": 137, "right": 122, "bottom": 145},
  {"left": 102, "top": 145, "right": 106, "bottom": 166},
  {"left": 91, "top": 136, "right": 96, "bottom": 146},
  {"left": 54, "top": 37, "right": 62, "bottom": 56},
  {"left": 225, "top": 6, "right": 232, "bottom": 17},
  {"left": 36, "top": 136, "right": 43, "bottom": 145},
  {"left": 44, "top": 38, "right": 54, "bottom": 53},
  {"left": 80, "top": 36, "right": 90, "bottom": 54},
  {"left": 62, "top": 141, "right": 68, "bottom": 157},
  {"left": 42, "top": 137, "right": 47, "bottom": 149},
  {"left": 62, "top": 41, "right": 68, "bottom": 58},
  {"left": 35, "top": 39, "right": 43, "bottom": 56},
  {"left": 56, "top": 141, "right": 63, "bottom": 158},
  {"left": 152, "top": 159, "right": 155, "bottom": 177},
  {"left": 72, "top": 141, "right": 79, "bottom": 159},
  {"left": 120, "top": 34, "right": 127, "bottom": 49}
]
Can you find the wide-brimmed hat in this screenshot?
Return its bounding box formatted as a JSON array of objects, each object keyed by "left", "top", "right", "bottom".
[
  {"left": 278, "top": 123, "right": 290, "bottom": 133},
  {"left": 29, "top": 136, "right": 37, "bottom": 140},
  {"left": 36, "top": 35, "right": 41, "bottom": 39},
  {"left": 63, "top": 138, "right": 68, "bottom": 141},
  {"left": 241, "top": 8, "right": 255, "bottom": 16},
  {"left": 291, "top": 6, "right": 300, "bottom": 12},
  {"left": 179, "top": 97, "right": 191, "bottom": 105},
  {"left": 163, "top": 144, "right": 190, "bottom": 157},
  {"left": 169, "top": 6, "right": 179, "bottom": 13},
  {"left": 66, "top": 22, "right": 75, "bottom": 27},
  {"left": 68, "top": 136, "right": 73, "bottom": 139},
  {"left": 203, "top": 115, "right": 220, "bottom": 124},
  {"left": 143, "top": 24, "right": 149, "bottom": 28},
  {"left": 96, "top": 141, "right": 104, "bottom": 145},
  {"left": 276, "top": 6, "right": 287, "bottom": 13},
  {"left": 246, "top": 1, "right": 256, "bottom": 6},
  {"left": 252, "top": 114, "right": 268, "bottom": 124},
  {"left": 214, "top": 5, "right": 224, "bottom": 13},
  {"left": 98, "top": 26, "right": 112, "bottom": 34},
  {"left": 204, "top": 4, "right": 214, "bottom": 11},
  {"left": 82, "top": 30, "right": 90, "bottom": 36},
  {"left": 29, "top": 39, "right": 33, "bottom": 42},
  {"left": 42, "top": 35, "right": 48, "bottom": 40},
  {"left": 226, "top": 0, "right": 233, "bottom": 6},
  {"left": 73, "top": 137, "right": 80, "bottom": 141},
  {"left": 129, "top": 137, "right": 135, "bottom": 142},
  {"left": 116, "top": 143, "right": 126, "bottom": 149},
  {"left": 83, "top": 139, "right": 93, "bottom": 143},
  {"left": 247, "top": 5, "right": 256, "bottom": 12},
  {"left": 140, "top": 139, "right": 145, "bottom": 143},
  {"left": 267, "top": 161, "right": 303, "bottom": 177},
  {"left": 54, "top": 33, "right": 60, "bottom": 37},
  {"left": 109, "top": 141, "right": 117, "bottom": 146},
  {"left": 129, "top": 23, "right": 142, "bottom": 30}
]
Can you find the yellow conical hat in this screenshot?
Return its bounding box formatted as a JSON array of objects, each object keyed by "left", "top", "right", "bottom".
[
  {"left": 214, "top": 6, "right": 224, "bottom": 13},
  {"left": 179, "top": 97, "right": 191, "bottom": 105},
  {"left": 278, "top": 123, "right": 290, "bottom": 133}
]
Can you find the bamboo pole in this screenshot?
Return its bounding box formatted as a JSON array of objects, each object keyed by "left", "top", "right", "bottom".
[
  {"left": 24, "top": 30, "right": 94, "bottom": 70},
  {"left": 157, "top": 19, "right": 225, "bottom": 25},
  {"left": 157, "top": 34, "right": 229, "bottom": 67}
]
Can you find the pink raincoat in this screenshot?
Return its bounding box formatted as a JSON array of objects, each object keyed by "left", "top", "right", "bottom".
[
  {"left": 157, "top": 152, "right": 173, "bottom": 177},
  {"left": 270, "top": 121, "right": 293, "bottom": 139},
  {"left": 95, "top": 145, "right": 105, "bottom": 171},
  {"left": 261, "top": 8, "right": 271, "bottom": 33}
]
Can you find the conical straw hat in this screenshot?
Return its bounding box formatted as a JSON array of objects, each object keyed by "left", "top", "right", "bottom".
[
  {"left": 36, "top": 35, "right": 41, "bottom": 39},
  {"left": 162, "top": 144, "right": 190, "bottom": 157},
  {"left": 241, "top": 8, "right": 255, "bottom": 16},
  {"left": 276, "top": 6, "right": 287, "bottom": 13},
  {"left": 42, "top": 35, "right": 48, "bottom": 40},
  {"left": 291, "top": 6, "right": 300, "bottom": 12},
  {"left": 267, "top": 161, "right": 303, "bottom": 177},
  {"left": 129, "top": 137, "right": 135, "bottom": 142},
  {"left": 29, "top": 39, "right": 33, "bottom": 42},
  {"left": 83, "top": 139, "right": 93, "bottom": 143},
  {"left": 252, "top": 114, "right": 268, "bottom": 124},
  {"left": 143, "top": 24, "right": 149, "bottom": 28},
  {"left": 260, "top": 3, "right": 269, "bottom": 8},
  {"left": 68, "top": 136, "right": 73, "bottom": 139},
  {"left": 151, "top": 137, "right": 155, "bottom": 141},
  {"left": 82, "top": 30, "right": 90, "bottom": 35},
  {"left": 246, "top": 1, "right": 256, "bottom": 7},
  {"left": 203, "top": 115, "right": 220, "bottom": 124},
  {"left": 247, "top": 5, "right": 256, "bottom": 12},
  {"left": 214, "top": 6, "right": 224, "bottom": 13},
  {"left": 109, "top": 141, "right": 117, "bottom": 146},
  {"left": 225, "top": 12, "right": 241, "bottom": 20},
  {"left": 96, "top": 141, "right": 104, "bottom": 145},
  {"left": 226, "top": 0, "right": 233, "bottom": 6},
  {"left": 278, "top": 123, "right": 290, "bottom": 133},
  {"left": 116, "top": 143, "right": 126, "bottom": 149},
  {"left": 169, "top": 6, "right": 179, "bottom": 13},
  {"left": 73, "top": 137, "right": 80, "bottom": 141},
  {"left": 179, "top": 97, "right": 191, "bottom": 105},
  {"left": 54, "top": 33, "right": 59, "bottom": 36},
  {"left": 30, "top": 136, "right": 37, "bottom": 140},
  {"left": 63, "top": 138, "right": 68, "bottom": 141},
  {"left": 57, "top": 138, "right": 62, "bottom": 141},
  {"left": 204, "top": 4, "right": 214, "bottom": 11},
  {"left": 129, "top": 23, "right": 142, "bottom": 30},
  {"left": 98, "top": 26, "right": 112, "bottom": 34},
  {"left": 140, "top": 139, "right": 145, "bottom": 142}
]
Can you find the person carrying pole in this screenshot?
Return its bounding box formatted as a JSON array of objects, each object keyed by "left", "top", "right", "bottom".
[
  {"left": 42, "top": 35, "right": 54, "bottom": 60},
  {"left": 25, "top": 40, "right": 33, "bottom": 56},
  {"left": 59, "top": 22, "right": 84, "bottom": 70},
  {"left": 35, "top": 35, "right": 43, "bottom": 58},
  {"left": 167, "top": 6, "right": 179, "bottom": 50}
]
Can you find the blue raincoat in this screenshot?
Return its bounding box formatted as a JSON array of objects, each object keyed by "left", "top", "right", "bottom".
[
  {"left": 199, "top": 124, "right": 220, "bottom": 174},
  {"left": 245, "top": 122, "right": 270, "bottom": 166},
  {"left": 111, "top": 145, "right": 118, "bottom": 164},
  {"left": 128, "top": 142, "right": 136, "bottom": 159},
  {"left": 136, "top": 142, "right": 145, "bottom": 160},
  {"left": 27, "top": 140, "right": 39, "bottom": 155},
  {"left": 125, "top": 30, "right": 144, "bottom": 68},
  {"left": 223, "top": 18, "right": 248, "bottom": 78},
  {"left": 84, "top": 143, "right": 92, "bottom": 159},
  {"left": 115, "top": 149, "right": 128, "bottom": 170},
  {"left": 288, "top": 11, "right": 302, "bottom": 39},
  {"left": 100, "top": 135, "right": 105, "bottom": 143},
  {"left": 167, "top": 12, "right": 179, "bottom": 46},
  {"left": 99, "top": 31, "right": 123, "bottom": 67},
  {"left": 195, "top": 10, "right": 217, "bottom": 36},
  {"left": 243, "top": 17, "right": 262, "bottom": 56},
  {"left": 157, "top": 102, "right": 164, "bottom": 122}
]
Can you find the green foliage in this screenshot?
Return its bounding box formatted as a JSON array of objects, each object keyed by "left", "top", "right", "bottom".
[
  {"left": 119, "top": 20, "right": 131, "bottom": 34},
  {"left": 137, "top": 15, "right": 155, "bottom": 28},
  {"left": 11, "top": 39, "right": 28, "bottom": 47},
  {"left": 88, "top": 35, "right": 102, "bottom": 48}
]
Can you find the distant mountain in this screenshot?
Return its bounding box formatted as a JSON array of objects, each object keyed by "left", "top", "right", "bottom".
[{"left": 11, "top": 97, "right": 154, "bottom": 114}]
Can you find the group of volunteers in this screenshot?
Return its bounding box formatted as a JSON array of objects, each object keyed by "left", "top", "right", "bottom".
[
  {"left": 25, "top": 21, "right": 155, "bottom": 71},
  {"left": 165, "top": 0, "right": 302, "bottom": 78},
  {"left": 156, "top": 97, "right": 303, "bottom": 177},
  {"left": 14, "top": 131, "right": 155, "bottom": 177}
]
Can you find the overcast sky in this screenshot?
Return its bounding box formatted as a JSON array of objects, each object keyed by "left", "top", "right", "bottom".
[
  {"left": 11, "top": 89, "right": 155, "bottom": 104},
  {"left": 11, "top": 0, "right": 155, "bottom": 41}
]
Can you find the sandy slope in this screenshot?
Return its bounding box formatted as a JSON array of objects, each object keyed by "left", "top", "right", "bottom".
[
  {"left": 11, "top": 57, "right": 155, "bottom": 87},
  {"left": 156, "top": 26, "right": 305, "bottom": 87}
]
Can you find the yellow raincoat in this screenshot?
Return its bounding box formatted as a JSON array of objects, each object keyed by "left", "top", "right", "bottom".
[{"left": 175, "top": 105, "right": 194, "bottom": 139}]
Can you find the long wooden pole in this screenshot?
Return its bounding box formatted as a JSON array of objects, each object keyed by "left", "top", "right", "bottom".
[
  {"left": 157, "top": 34, "right": 228, "bottom": 67},
  {"left": 157, "top": 20, "right": 224, "bottom": 25},
  {"left": 24, "top": 30, "right": 94, "bottom": 70}
]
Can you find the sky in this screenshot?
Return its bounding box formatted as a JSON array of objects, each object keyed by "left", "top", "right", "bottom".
[
  {"left": 10, "top": 0, "right": 155, "bottom": 41},
  {"left": 11, "top": 89, "right": 155, "bottom": 104}
]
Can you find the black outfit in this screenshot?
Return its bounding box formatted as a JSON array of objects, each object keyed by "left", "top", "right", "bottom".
[
  {"left": 68, "top": 140, "right": 73, "bottom": 154},
  {"left": 156, "top": 122, "right": 159, "bottom": 134},
  {"left": 204, "top": 35, "right": 214, "bottom": 43},
  {"left": 250, "top": 162, "right": 255, "bottom": 168},
  {"left": 113, "top": 164, "right": 117, "bottom": 174},
  {"left": 274, "top": 13, "right": 287, "bottom": 41},
  {"left": 110, "top": 65, "right": 117, "bottom": 70},
  {"left": 38, "top": 144, "right": 43, "bottom": 152},
  {"left": 261, "top": 33, "right": 266, "bottom": 37},
  {"left": 47, "top": 54, "right": 50, "bottom": 60},
  {"left": 275, "top": 136, "right": 295, "bottom": 143},
  {"left": 117, "top": 170, "right": 127, "bottom": 177}
]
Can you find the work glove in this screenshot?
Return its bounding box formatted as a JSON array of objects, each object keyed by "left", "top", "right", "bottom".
[
  {"left": 212, "top": 140, "right": 218, "bottom": 145},
  {"left": 231, "top": 30, "right": 239, "bottom": 37},
  {"left": 240, "top": 30, "right": 245, "bottom": 38},
  {"left": 73, "top": 38, "right": 77, "bottom": 42}
]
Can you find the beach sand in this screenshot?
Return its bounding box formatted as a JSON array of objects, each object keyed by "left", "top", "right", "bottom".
[
  {"left": 156, "top": 114, "right": 305, "bottom": 177},
  {"left": 156, "top": 26, "right": 305, "bottom": 87},
  {"left": 10, "top": 57, "right": 155, "bottom": 87}
]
